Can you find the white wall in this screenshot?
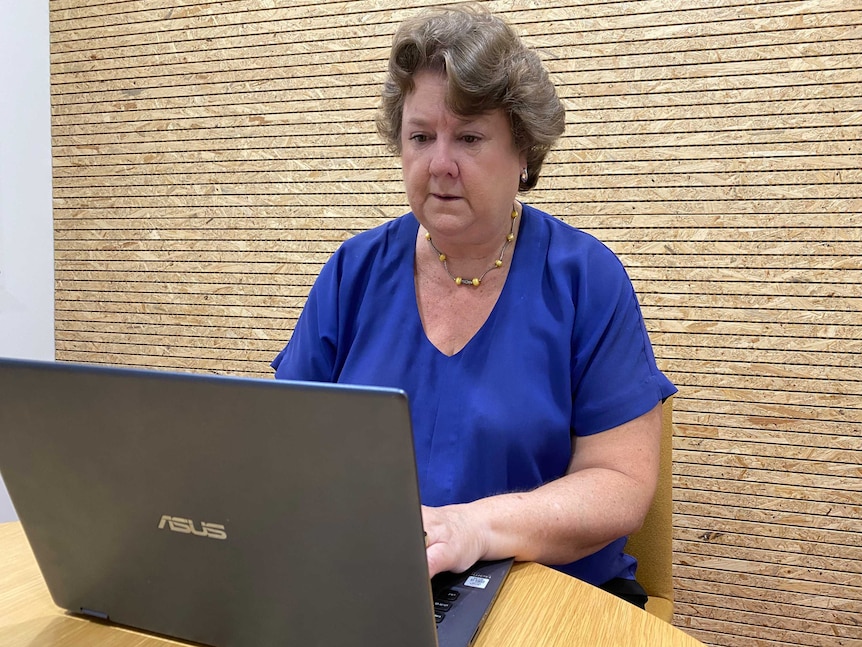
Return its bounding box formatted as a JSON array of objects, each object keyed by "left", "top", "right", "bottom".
[{"left": 0, "top": 1, "right": 54, "bottom": 522}]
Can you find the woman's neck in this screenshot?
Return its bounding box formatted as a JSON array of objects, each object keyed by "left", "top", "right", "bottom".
[{"left": 418, "top": 204, "right": 522, "bottom": 288}]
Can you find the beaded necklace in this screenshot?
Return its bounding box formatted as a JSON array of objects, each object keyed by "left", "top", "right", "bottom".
[{"left": 424, "top": 207, "right": 518, "bottom": 287}]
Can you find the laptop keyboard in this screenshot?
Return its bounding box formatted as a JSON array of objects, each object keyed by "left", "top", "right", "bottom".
[
  {"left": 431, "top": 569, "right": 471, "bottom": 626},
  {"left": 429, "top": 559, "right": 513, "bottom": 646},
  {"left": 432, "top": 585, "right": 460, "bottom": 624}
]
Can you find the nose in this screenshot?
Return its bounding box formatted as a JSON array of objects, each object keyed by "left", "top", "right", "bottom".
[{"left": 428, "top": 140, "right": 458, "bottom": 178}]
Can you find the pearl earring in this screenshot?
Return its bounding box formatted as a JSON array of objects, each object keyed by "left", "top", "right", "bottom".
[{"left": 520, "top": 167, "right": 528, "bottom": 183}]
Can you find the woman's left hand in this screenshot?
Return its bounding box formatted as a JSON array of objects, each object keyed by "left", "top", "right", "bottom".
[{"left": 421, "top": 503, "right": 491, "bottom": 577}]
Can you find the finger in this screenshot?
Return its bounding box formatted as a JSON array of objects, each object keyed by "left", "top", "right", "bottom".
[{"left": 425, "top": 540, "right": 456, "bottom": 578}]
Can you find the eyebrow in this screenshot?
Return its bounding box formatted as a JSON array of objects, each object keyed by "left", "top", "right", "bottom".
[{"left": 403, "top": 114, "right": 484, "bottom": 128}]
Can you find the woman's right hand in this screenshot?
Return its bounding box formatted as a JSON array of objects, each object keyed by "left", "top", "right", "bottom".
[{"left": 421, "top": 503, "right": 491, "bottom": 577}]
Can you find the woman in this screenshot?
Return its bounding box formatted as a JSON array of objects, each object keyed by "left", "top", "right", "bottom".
[{"left": 272, "top": 5, "right": 676, "bottom": 607}]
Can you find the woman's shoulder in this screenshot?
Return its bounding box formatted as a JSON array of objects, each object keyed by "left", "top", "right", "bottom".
[
  {"left": 523, "top": 204, "right": 626, "bottom": 272},
  {"left": 326, "top": 213, "right": 416, "bottom": 268}
]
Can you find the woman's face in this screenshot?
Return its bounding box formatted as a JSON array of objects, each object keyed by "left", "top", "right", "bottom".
[{"left": 400, "top": 70, "right": 526, "bottom": 245}]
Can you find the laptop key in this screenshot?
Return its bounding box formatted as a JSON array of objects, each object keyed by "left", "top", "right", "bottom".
[
  {"left": 437, "top": 588, "right": 459, "bottom": 602},
  {"left": 434, "top": 600, "right": 452, "bottom": 612}
]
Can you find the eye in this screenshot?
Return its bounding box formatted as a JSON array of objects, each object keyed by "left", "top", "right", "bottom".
[
  {"left": 461, "top": 134, "right": 481, "bottom": 144},
  {"left": 409, "top": 133, "right": 430, "bottom": 143}
]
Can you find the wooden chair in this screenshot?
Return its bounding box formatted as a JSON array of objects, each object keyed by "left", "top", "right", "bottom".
[{"left": 625, "top": 397, "right": 675, "bottom": 622}]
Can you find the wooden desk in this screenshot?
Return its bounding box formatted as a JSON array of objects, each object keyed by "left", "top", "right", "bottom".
[{"left": 0, "top": 522, "right": 704, "bottom": 646}]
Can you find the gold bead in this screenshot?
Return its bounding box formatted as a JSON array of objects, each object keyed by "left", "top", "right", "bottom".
[
  {"left": 495, "top": 259, "right": 503, "bottom": 267},
  {"left": 507, "top": 233, "right": 514, "bottom": 241},
  {"left": 425, "top": 232, "right": 431, "bottom": 240},
  {"left": 439, "top": 253, "right": 446, "bottom": 262},
  {"left": 455, "top": 277, "right": 462, "bottom": 285},
  {"left": 511, "top": 209, "right": 518, "bottom": 218},
  {"left": 472, "top": 278, "right": 480, "bottom": 286}
]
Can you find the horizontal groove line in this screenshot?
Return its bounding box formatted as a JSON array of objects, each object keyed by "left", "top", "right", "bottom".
[
  {"left": 52, "top": 300, "right": 860, "bottom": 316},
  {"left": 49, "top": 43, "right": 862, "bottom": 79},
  {"left": 673, "top": 514, "right": 862, "bottom": 545},
  {"left": 673, "top": 457, "right": 862, "bottom": 474},
  {"left": 50, "top": 180, "right": 862, "bottom": 189},
  {"left": 48, "top": 281, "right": 861, "bottom": 292},
  {"left": 49, "top": 33, "right": 862, "bottom": 75},
  {"left": 54, "top": 106, "right": 862, "bottom": 130},
  {"left": 668, "top": 388, "right": 862, "bottom": 403},
  {"left": 55, "top": 278, "right": 862, "bottom": 294},
  {"left": 54, "top": 321, "right": 290, "bottom": 332},
  {"left": 54, "top": 307, "right": 295, "bottom": 315},
  {"left": 54, "top": 331, "right": 282, "bottom": 341},
  {"left": 677, "top": 425, "right": 862, "bottom": 444},
  {"left": 674, "top": 574, "right": 862, "bottom": 612},
  {"left": 676, "top": 525, "right": 862, "bottom": 545},
  {"left": 51, "top": 262, "right": 862, "bottom": 271},
  {"left": 49, "top": 166, "right": 862, "bottom": 179},
  {"left": 673, "top": 498, "right": 859, "bottom": 520},
  {"left": 47, "top": 0, "right": 833, "bottom": 24},
  {"left": 50, "top": 137, "right": 862, "bottom": 150},
  {"left": 675, "top": 481, "right": 862, "bottom": 506},
  {"left": 49, "top": 197, "right": 862, "bottom": 204},
  {"left": 48, "top": 6, "right": 860, "bottom": 46},
  {"left": 672, "top": 596, "right": 862, "bottom": 631},
  {"left": 51, "top": 92, "right": 862, "bottom": 117},
  {"left": 50, "top": 212, "right": 857, "bottom": 218},
  {"left": 49, "top": 60, "right": 862, "bottom": 90},
  {"left": 51, "top": 222, "right": 860, "bottom": 227}
]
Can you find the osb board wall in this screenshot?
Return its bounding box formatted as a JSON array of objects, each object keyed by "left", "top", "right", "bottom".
[{"left": 49, "top": 1, "right": 860, "bottom": 645}]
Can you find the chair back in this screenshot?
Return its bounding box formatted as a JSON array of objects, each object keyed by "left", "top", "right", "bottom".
[{"left": 625, "top": 397, "right": 674, "bottom": 622}]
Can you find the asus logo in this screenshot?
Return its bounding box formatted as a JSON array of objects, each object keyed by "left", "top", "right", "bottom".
[{"left": 158, "top": 515, "right": 227, "bottom": 540}]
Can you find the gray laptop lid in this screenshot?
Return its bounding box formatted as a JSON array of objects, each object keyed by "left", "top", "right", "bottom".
[{"left": 0, "top": 358, "right": 439, "bottom": 647}]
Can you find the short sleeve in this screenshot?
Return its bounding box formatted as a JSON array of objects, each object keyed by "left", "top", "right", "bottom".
[
  {"left": 271, "top": 254, "right": 340, "bottom": 382},
  {"left": 568, "top": 243, "right": 676, "bottom": 435}
]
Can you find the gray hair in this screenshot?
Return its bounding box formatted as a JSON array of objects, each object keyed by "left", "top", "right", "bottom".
[{"left": 376, "top": 4, "right": 566, "bottom": 192}]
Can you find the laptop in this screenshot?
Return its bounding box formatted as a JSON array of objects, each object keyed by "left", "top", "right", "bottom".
[{"left": 0, "top": 358, "right": 512, "bottom": 647}]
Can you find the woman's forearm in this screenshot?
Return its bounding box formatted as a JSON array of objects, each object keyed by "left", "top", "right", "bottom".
[{"left": 423, "top": 404, "right": 662, "bottom": 576}]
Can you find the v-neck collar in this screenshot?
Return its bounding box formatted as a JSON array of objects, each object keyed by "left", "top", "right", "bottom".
[{"left": 403, "top": 206, "right": 533, "bottom": 359}]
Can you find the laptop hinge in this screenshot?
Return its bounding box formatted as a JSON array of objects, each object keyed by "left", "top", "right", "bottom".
[{"left": 79, "top": 607, "right": 109, "bottom": 620}]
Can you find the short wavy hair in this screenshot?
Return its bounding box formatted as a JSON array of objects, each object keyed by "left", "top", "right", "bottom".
[{"left": 376, "top": 4, "right": 566, "bottom": 192}]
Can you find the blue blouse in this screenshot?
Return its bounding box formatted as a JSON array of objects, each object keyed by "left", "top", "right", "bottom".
[{"left": 272, "top": 204, "right": 677, "bottom": 585}]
